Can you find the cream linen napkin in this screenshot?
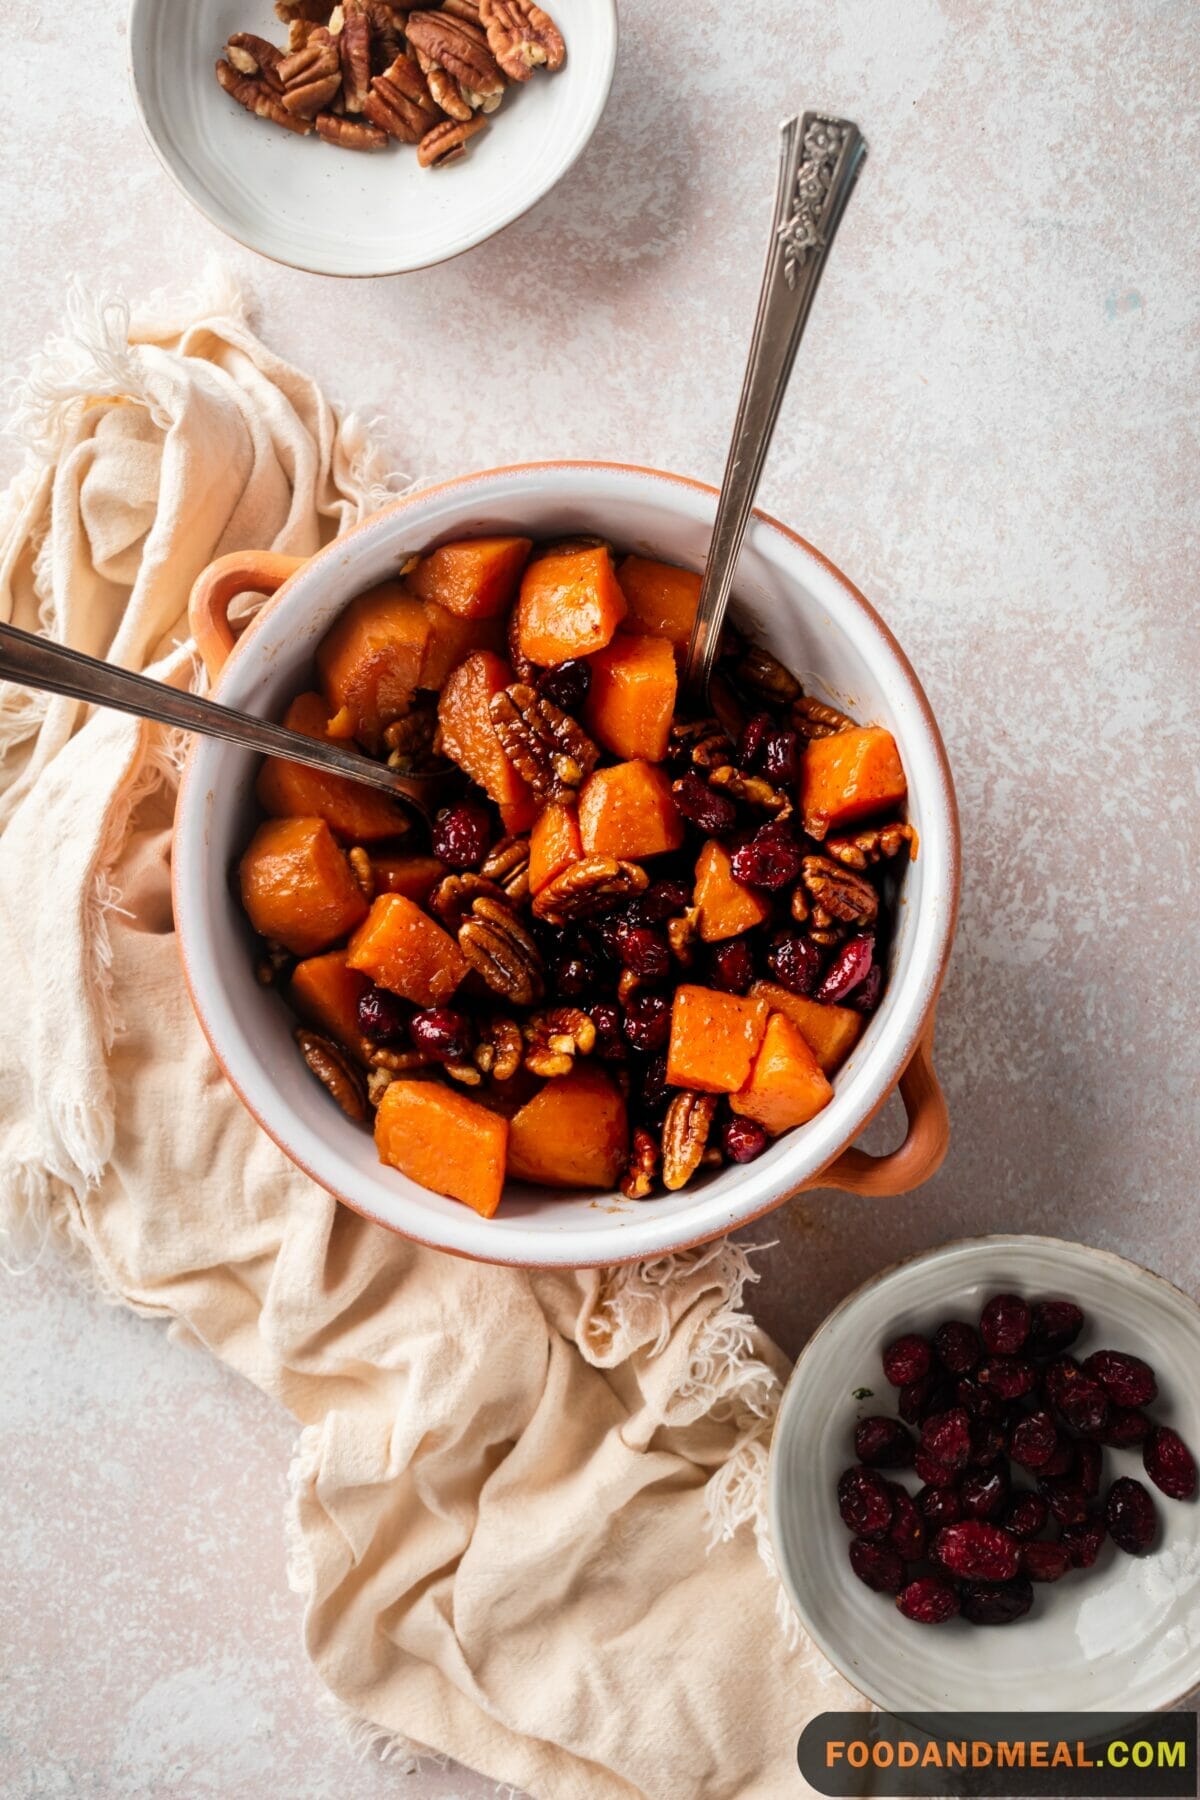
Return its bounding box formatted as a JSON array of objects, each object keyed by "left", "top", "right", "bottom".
[{"left": 0, "top": 273, "right": 866, "bottom": 1799}]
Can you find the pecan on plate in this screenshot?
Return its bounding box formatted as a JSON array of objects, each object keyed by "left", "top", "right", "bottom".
[
  {"left": 825, "top": 822, "right": 915, "bottom": 869},
  {"left": 733, "top": 642, "right": 801, "bottom": 707},
  {"left": 414, "top": 51, "right": 474, "bottom": 121},
  {"left": 458, "top": 895, "right": 545, "bottom": 1006},
  {"left": 621, "top": 1126, "right": 659, "bottom": 1200},
  {"left": 479, "top": 0, "right": 565, "bottom": 80},
  {"left": 707, "top": 763, "right": 791, "bottom": 816},
  {"left": 296, "top": 1028, "right": 368, "bottom": 1121},
  {"left": 531, "top": 855, "right": 649, "bottom": 925},
  {"left": 316, "top": 111, "right": 390, "bottom": 149},
  {"left": 472, "top": 1015, "right": 523, "bottom": 1080},
  {"left": 364, "top": 0, "right": 406, "bottom": 72},
  {"left": 488, "top": 683, "right": 599, "bottom": 803},
  {"left": 418, "top": 116, "right": 490, "bottom": 167},
  {"left": 523, "top": 1006, "right": 596, "bottom": 1078},
  {"left": 338, "top": 0, "right": 372, "bottom": 109},
  {"left": 274, "top": 0, "right": 332, "bottom": 21},
  {"left": 215, "top": 59, "right": 313, "bottom": 132},
  {"left": 405, "top": 9, "right": 505, "bottom": 101},
  {"left": 791, "top": 694, "right": 855, "bottom": 740},
  {"left": 479, "top": 834, "right": 531, "bottom": 902},
  {"left": 429, "top": 870, "right": 506, "bottom": 931},
  {"left": 444, "top": 0, "right": 482, "bottom": 17},
  {"left": 278, "top": 28, "right": 343, "bottom": 116},
  {"left": 800, "top": 854, "right": 878, "bottom": 928},
  {"left": 364, "top": 53, "right": 441, "bottom": 141},
  {"left": 226, "top": 33, "right": 285, "bottom": 89},
  {"left": 661, "top": 1090, "right": 718, "bottom": 1191}
]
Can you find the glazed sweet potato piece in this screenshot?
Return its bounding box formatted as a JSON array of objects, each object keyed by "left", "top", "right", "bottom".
[
  {"left": 748, "top": 981, "right": 864, "bottom": 1076},
  {"left": 665, "top": 984, "right": 770, "bottom": 1094},
  {"left": 419, "top": 599, "right": 506, "bottom": 692},
  {"left": 615, "top": 554, "right": 701, "bottom": 657},
  {"left": 347, "top": 893, "right": 468, "bottom": 1005},
  {"left": 239, "top": 817, "right": 368, "bottom": 958},
  {"left": 437, "top": 650, "right": 537, "bottom": 820},
  {"left": 583, "top": 633, "right": 677, "bottom": 762},
  {"left": 407, "top": 535, "right": 532, "bottom": 620},
  {"left": 577, "top": 761, "right": 684, "bottom": 860},
  {"left": 369, "top": 853, "right": 446, "bottom": 905},
  {"left": 692, "top": 839, "right": 772, "bottom": 942},
  {"left": 290, "top": 950, "right": 373, "bottom": 1062},
  {"left": 800, "top": 725, "right": 907, "bottom": 840},
  {"left": 316, "top": 581, "right": 431, "bottom": 753},
  {"left": 529, "top": 802, "right": 583, "bottom": 894},
  {"left": 375, "top": 1079, "right": 508, "bottom": 1217},
  {"left": 256, "top": 691, "right": 411, "bottom": 843},
  {"left": 730, "top": 1010, "right": 834, "bottom": 1134},
  {"left": 506, "top": 1067, "right": 628, "bottom": 1189},
  {"left": 514, "top": 544, "right": 627, "bottom": 666}
]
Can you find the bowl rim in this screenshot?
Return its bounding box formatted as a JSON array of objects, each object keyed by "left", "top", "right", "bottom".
[
  {"left": 766, "top": 1230, "right": 1200, "bottom": 1717},
  {"left": 173, "top": 459, "right": 961, "bottom": 1266},
  {"left": 125, "top": 0, "right": 620, "bottom": 278}
]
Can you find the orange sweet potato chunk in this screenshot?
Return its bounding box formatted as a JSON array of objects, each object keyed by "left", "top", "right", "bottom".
[
  {"left": 800, "top": 725, "right": 907, "bottom": 839},
  {"left": 408, "top": 536, "right": 532, "bottom": 620},
  {"left": 316, "top": 582, "right": 431, "bottom": 753},
  {"left": 529, "top": 802, "right": 583, "bottom": 894},
  {"left": 239, "top": 817, "right": 368, "bottom": 958},
  {"left": 666, "top": 985, "right": 770, "bottom": 1094},
  {"left": 748, "top": 981, "right": 864, "bottom": 1077},
  {"left": 583, "top": 633, "right": 677, "bottom": 763},
  {"left": 730, "top": 1011, "right": 834, "bottom": 1135},
  {"left": 375, "top": 1079, "right": 508, "bottom": 1217},
  {"left": 515, "top": 545, "right": 627, "bottom": 666},
  {"left": 577, "top": 761, "right": 683, "bottom": 861},
  {"left": 419, "top": 600, "right": 506, "bottom": 692},
  {"left": 256, "top": 691, "right": 411, "bottom": 844},
  {"left": 347, "top": 893, "right": 468, "bottom": 1005},
  {"left": 506, "top": 1067, "right": 628, "bottom": 1190},
  {"left": 692, "top": 839, "right": 772, "bottom": 942},
  {"left": 437, "top": 650, "right": 537, "bottom": 818},
  {"left": 290, "top": 950, "right": 373, "bottom": 1063},
  {"left": 615, "top": 554, "right": 701, "bottom": 657},
  {"left": 370, "top": 853, "right": 446, "bottom": 905}
]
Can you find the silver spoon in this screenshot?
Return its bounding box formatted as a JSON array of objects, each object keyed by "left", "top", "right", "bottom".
[
  {"left": 0, "top": 621, "right": 461, "bottom": 828},
  {"left": 681, "top": 112, "right": 866, "bottom": 709}
]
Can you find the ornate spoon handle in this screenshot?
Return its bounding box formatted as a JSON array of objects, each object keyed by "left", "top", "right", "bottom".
[{"left": 682, "top": 113, "right": 867, "bottom": 707}]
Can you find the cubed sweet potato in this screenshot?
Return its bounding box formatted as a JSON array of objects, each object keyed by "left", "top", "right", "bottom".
[
  {"left": 239, "top": 817, "right": 368, "bottom": 958},
  {"left": 347, "top": 893, "right": 468, "bottom": 1005},
  {"left": 315, "top": 582, "right": 431, "bottom": 753},
  {"left": 375, "top": 1079, "right": 508, "bottom": 1217},
  {"left": 407, "top": 536, "right": 532, "bottom": 620},
  {"left": 666, "top": 985, "right": 770, "bottom": 1094},
  {"left": 369, "top": 853, "right": 446, "bottom": 905},
  {"left": 577, "top": 761, "right": 683, "bottom": 860},
  {"left": 419, "top": 600, "right": 506, "bottom": 692},
  {"left": 436, "top": 650, "right": 537, "bottom": 819},
  {"left": 529, "top": 802, "right": 583, "bottom": 894},
  {"left": 506, "top": 1067, "right": 628, "bottom": 1189},
  {"left": 730, "top": 1011, "right": 834, "bottom": 1134},
  {"left": 748, "top": 981, "right": 864, "bottom": 1076},
  {"left": 290, "top": 950, "right": 373, "bottom": 1062},
  {"left": 583, "top": 633, "right": 677, "bottom": 763},
  {"left": 615, "top": 554, "right": 701, "bottom": 657},
  {"left": 692, "top": 839, "right": 772, "bottom": 942},
  {"left": 256, "top": 691, "right": 411, "bottom": 844},
  {"left": 800, "top": 725, "right": 907, "bottom": 839},
  {"left": 515, "top": 545, "right": 627, "bottom": 666}
]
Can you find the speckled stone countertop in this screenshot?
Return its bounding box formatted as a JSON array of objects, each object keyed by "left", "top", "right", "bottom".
[{"left": 2, "top": 1, "right": 1197, "bottom": 1794}]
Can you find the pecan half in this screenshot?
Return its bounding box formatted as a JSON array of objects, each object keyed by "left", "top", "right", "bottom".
[
  {"left": 488, "top": 683, "right": 599, "bottom": 802},
  {"left": 667, "top": 716, "right": 733, "bottom": 774},
  {"left": 226, "top": 33, "right": 285, "bottom": 89},
  {"left": 429, "top": 871, "right": 506, "bottom": 930},
  {"left": 255, "top": 939, "right": 294, "bottom": 986},
  {"left": 666, "top": 905, "right": 699, "bottom": 967},
  {"left": 458, "top": 895, "right": 545, "bottom": 1005},
  {"left": 366, "top": 1065, "right": 396, "bottom": 1108},
  {"left": 791, "top": 694, "right": 855, "bottom": 740},
  {"left": 367, "top": 1044, "right": 436, "bottom": 1073},
  {"left": 661, "top": 1091, "right": 718, "bottom": 1191},
  {"left": 416, "top": 53, "right": 474, "bottom": 120},
  {"left": 405, "top": 9, "right": 505, "bottom": 97},
  {"left": 707, "top": 763, "right": 791, "bottom": 815},
  {"left": 445, "top": 1060, "right": 483, "bottom": 1086},
  {"left": 296, "top": 1028, "right": 368, "bottom": 1121},
  {"left": 734, "top": 642, "right": 801, "bottom": 706},
  {"left": 275, "top": 0, "right": 332, "bottom": 20},
  {"left": 365, "top": 0, "right": 407, "bottom": 72},
  {"left": 383, "top": 704, "right": 438, "bottom": 771},
  {"left": 825, "top": 822, "right": 915, "bottom": 869},
  {"left": 316, "top": 111, "right": 390, "bottom": 148},
  {"left": 800, "top": 854, "right": 878, "bottom": 927},
  {"left": 418, "top": 115, "right": 490, "bottom": 167},
  {"left": 443, "top": 0, "right": 481, "bottom": 17},
  {"left": 215, "top": 59, "right": 313, "bottom": 132},
  {"left": 621, "top": 1126, "right": 659, "bottom": 1199},
  {"left": 347, "top": 845, "right": 375, "bottom": 899},
  {"left": 279, "top": 29, "right": 343, "bottom": 115},
  {"left": 531, "top": 855, "right": 649, "bottom": 924},
  {"left": 338, "top": 0, "right": 372, "bottom": 109},
  {"left": 472, "top": 1015, "right": 523, "bottom": 1080},
  {"left": 479, "top": 0, "right": 565, "bottom": 80},
  {"left": 364, "top": 53, "right": 440, "bottom": 140},
  {"left": 507, "top": 606, "right": 537, "bottom": 682},
  {"left": 479, "top": 834, "right": 531, "bottom": 902},
  {"left": 523, "top": 1006, "right": 595, "bottom": 1077}
]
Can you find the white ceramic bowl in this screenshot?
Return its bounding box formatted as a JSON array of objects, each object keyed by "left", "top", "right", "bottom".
[
  {"left": 174, "top": 461, "right": 958, "bottom": 1267},
  {"left": 769, "top": 1234, "right": 1200, "bottom": 1716},
  {"left": 128, "top": 0, "right": 617, "bottom": 276}
]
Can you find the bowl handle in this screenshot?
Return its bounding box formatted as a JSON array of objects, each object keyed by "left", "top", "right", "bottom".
[
  {"left": 804, "top": 1020, "right": 949, "bottom": 1197},
  {"left": 188, "top": 551, "right": 307, "bottom": 681}
]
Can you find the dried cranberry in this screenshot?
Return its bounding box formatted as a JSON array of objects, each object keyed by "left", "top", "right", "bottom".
[
  {"left": 1028, "top": 1298, "right": 1085, "bottom": 1356},
  {"left": 1010, "top": 1410, "right": 1058, "bottom": 1471},
  {"left": 970, "top": 1421, "right": 1007, "bottom": 1467},
  {"left": 882, "top": 1333, "right": 932, "bottom": 1387},
  {"left": 846, "top": 963, "right": 884, "bottom": 1014},
  {"left": 849, "top": 1539, "right": 906, "bottom": 1593},
  {"left": 1143, "top": 1426, "right": 1198, "bottom": 1501},
  {"left": 1039, "top": 1439, "right": 1077, "bottom": 1478},
  {"left": 1060, "top": 1519, "right": 1106, "bottom": 1568},
  {"left": 914, "top": 1448, "right": 959, "bottom": 1486},
  {"left": 536, "top": 658, "right": 591, "bottom": 712},
  {"left": 1106, "top": 1476, "right": 1158, "bottom": 1554},
  {"left": 1021, "top": 1540, "right": 1071, "bottom": 1583},
  {"left": 934, "top": 1320, "right": 981, "bottom": 1375},
  {"left": 730, "top": 819, "right": 803, "bottom": 891},
  {"left": 855, "top": 1416, "right": 915, "bottom": 1469},
  {"left": 959, "top": 1576, "right": 1033, "bottom": 1626},
  {"left": 1083, "top": 1349, "right": 1158, "bottom": 1409},
  {"left": 1039, "top": 1478, "right": 1090, "bottom": 1527},
  {"left": 765, "top": 932, "right": 821, "bottom": 996},
  {"left": 1076, "top": 1438, "right": 1102, "bottom": 1498},
  {"left": 979, "top": 1292, "right": 1031, "bottom": 1355},
  {"left": 1004, "top": 1492, "right": 1050, "bottom": 1539},
  {"left": 899, "top": 1372, "right": 946, "bottom": 1424},
  {"left": 615, "top": 920, "right": 670, "bottom": 980},
  {"left": 708, "top": 938, "right": 755, "bottom": 994},
  {"left": 960, "top": 1466, "right": 1009, "bottom": 1520},
  {"left": 934, "top": 1520, "right": 1020, "bottom": 1581},
  {"left": 837, "top": 1467, "right": 893, "bottom": 1539},
  {"left": 409, "top": 1007, "right": 472, "bottom": 1061},
  {"left": 589, "top": 1002, "right": 626, "bottom": 1061},
  {"left": 431, "top": 801, "right": 492, "bottom": 869},
  {"left": 556, "top": 943, "right": 601, "bottom": 996},
  {"left": 920, "top": 1407, "right": 971, "bottom": 1471},
  {"left": 632, "top": 879, "right": 692, "bottom": 923},
  {"left": 977, "top": 1357, "right": 1037, "bottom": 1400},
  {"left": 722, "top": 1116, "right": 768, "bottom": 1164},
  {"left": 815, "top": 933, "right": 875, "bottom": 1004},
  {"left": 885, "top": 1484, "right": 927, "bottom": 1561},
  {"left": 673, "top": 771, "right": 738, "bottom": 835},
  {"left": 635, "top": 1052, "right": 670, "bottom": 1118},
  {"left": 896, "top": 1576, "right": 959, "bottom": 1625},
  {"left": 356, "top": 983, "right": 412, "bottom": 1044},
  {"left": 916, "top": 1484, "right": 962, "bottom": 1526},
  {"left": 622, "top": 991, "right": 671, "bottom": 1053},
  {"left": 1096, "top": 1408, "right": 1151, "bottom": 1448},
  {"left": 737, "top": 712, "right": 773, "bottom": 771},
  {"left": 764, "top": 728, "right": 800, "bottom": 784},
  {"left": 956, "top": 1377, "right": 1002, "bottom": 1420},
  {"left": 1058, "top": 1378, "right": 1112, "bottom": 1438}
]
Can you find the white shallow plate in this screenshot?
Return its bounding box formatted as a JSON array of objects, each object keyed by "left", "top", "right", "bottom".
[
  {"left": 128, "top": 0, "right": 617, "bottom": 275},
  {"left": 769, "top": 1235, "right": 1200, "bottom": 1717}
]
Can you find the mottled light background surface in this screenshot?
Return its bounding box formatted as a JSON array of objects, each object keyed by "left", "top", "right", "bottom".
[{"left": 2, "top": 0, "right": 1197, "bottom": 1794}]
